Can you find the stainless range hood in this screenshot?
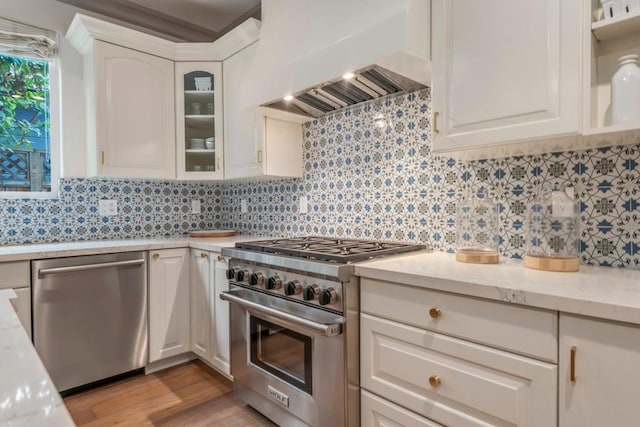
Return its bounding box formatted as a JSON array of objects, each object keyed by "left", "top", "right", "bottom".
[
  {"left": 242, "top": 0, "right": 431, "bottom": 119},
  {"left": 265, "top": 65, "right": 427, "bottom": 118}
]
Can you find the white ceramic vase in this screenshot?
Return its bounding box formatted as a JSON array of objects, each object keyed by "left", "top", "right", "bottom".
[{"left": 611, "top": 54, "right": 640, "bottom": 125}]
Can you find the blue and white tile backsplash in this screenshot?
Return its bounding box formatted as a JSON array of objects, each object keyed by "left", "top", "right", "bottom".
[
  {"left": 1, "top": 89, "right": 639, "bottom": 269},
  {"left": 0, "top": 179, "right": 223, "bottom": 245},
  {"left": 222, "top": 89, "right": 640, "bottom": 269}
]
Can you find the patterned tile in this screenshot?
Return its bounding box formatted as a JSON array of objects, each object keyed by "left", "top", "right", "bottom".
[
  {"left": 0, "top": 178, "right": 223, "bottom": 244},
  {"left": 1, "top": 88, "right": 639, "bottom": 269},
  {"left": 222, "top": 89, "right": 640, "bottom": 269}
]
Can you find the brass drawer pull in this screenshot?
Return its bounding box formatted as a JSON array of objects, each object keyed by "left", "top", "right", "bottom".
[
  {"left": 201, "top": 252, "right": 209, "bottom": 259},
  {"left": 152, "top": 253, "right": 159, "bottom": 260},
  {"left": 570, "top": 346, "right": 577, "bottom": 382},
  {"left": 433, "top": 111, "right": 440, "bottom": 134},
  {"left": 429, "top": 307, "right": 441, "bottom": 319},
  {"left": 429, "top": 375, "right": 441, "bottom": 387},
  {"left": 217, "top": 255, "right": 225, "bottom": 262}
]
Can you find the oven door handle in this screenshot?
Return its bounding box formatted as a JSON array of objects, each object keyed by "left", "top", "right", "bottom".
[{"left": 220, "top": 290, "right": 343, "bottom": 337}]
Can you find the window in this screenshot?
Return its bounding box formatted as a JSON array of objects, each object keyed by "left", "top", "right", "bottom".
[{"left": 0, "top": 18, "right": 58, "bottom": 197}]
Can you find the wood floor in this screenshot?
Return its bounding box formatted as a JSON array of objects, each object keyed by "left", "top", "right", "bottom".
[{"left": 64, "top": 360, "right": 277, "bottom": 426}]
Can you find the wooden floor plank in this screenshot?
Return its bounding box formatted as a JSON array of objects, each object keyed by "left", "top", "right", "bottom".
[{"left": 64, "top": 360, "right": 275, "bottom": 426}]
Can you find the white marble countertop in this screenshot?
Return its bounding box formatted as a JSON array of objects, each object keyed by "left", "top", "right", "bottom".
[
  {"left": 0, "top": 234, "right": 262, "bottom": 426},
  {"left": 0, "top": 290, "right": 74, "bottom": 426},
  {"left": 0, "top": 235, "right": 261, "bottom": 262},
  {"left": 356, "top": 251, "right": 640, "bottom": 325}
]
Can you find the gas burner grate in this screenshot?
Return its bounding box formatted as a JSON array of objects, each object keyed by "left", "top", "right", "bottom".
[{"left": 235, "top": 237, "right": 426, "bottom": 263}]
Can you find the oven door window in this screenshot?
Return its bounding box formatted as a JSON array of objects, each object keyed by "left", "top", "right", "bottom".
[{"left": 250, "top": 316, "right": 313, "bottom": 395}]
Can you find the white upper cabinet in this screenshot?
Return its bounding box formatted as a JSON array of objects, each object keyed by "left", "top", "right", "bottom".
[
  {"left": 91, "top": 41, "right": 176, "bottom": 179},
  {"left": 431, "top": 0, "right": 582, "bottom": 155},
  {"left": 176, "top": 62, "right": 224, "bottom": 180},
  {"left": 224, "top": 43, "right": 307, "bottom": 180}
]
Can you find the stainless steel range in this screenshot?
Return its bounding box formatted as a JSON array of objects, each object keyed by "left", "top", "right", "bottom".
[{"left": 220, "top": 237, "right": 425, "bottom": 427}]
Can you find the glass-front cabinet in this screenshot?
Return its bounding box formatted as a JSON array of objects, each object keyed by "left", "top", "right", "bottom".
[{"left": 175, "top": 62, "right": 224, "bottom": 180}]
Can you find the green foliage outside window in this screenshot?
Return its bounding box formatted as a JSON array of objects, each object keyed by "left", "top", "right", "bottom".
[{"left": 0, "top": 53, "right": 50, "bottom": 151}]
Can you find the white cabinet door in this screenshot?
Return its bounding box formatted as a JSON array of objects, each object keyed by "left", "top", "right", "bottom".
[
  {"left": 211, "top": 254, "right": 230, "bottom": 375},
  {"left": 92, "top": 41, "right": 176, "bottom": 179},
  {"left": 223, "top": 43, "right": 305, "bottom": 179},
  {"left": 148, "top": 249, "right": 190, "bottom": 362},
  {"left": 431, "top": 0, "right": 581, "bottom": 153},
  {"left": 9, "top": 287, "right": 31, "bottom": 339},
  {"left": 560, "top": 314, "right": 640, "bottom": 427},
  {"left": 190, "top": 249, "right": 211, "bottom": 360},
  {"left": 175, "top": 62, "right": 224, "bottom": 180}
]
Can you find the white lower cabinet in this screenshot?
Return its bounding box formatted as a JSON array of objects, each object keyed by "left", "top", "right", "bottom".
[
  {"left": 559, "top": 314, "right": 640, "bottom": 427},
  {"left": 148, "top": 249, "right": 190, "bottom": 362},
  {"left": 190, "top": 250, "right": 212, "bottom": 360},
  {"left": 9, "top": 287, "right": 31, "bottom": 339},
  {"left": 211, "top": 254, "right": 230, "bottom": 374},
  {"left": 360, "top": 279, "right": 558, "bottom": 427},
  {"left": 361, "top": 390, "right": 443, "bottom": 427},
  {"left": 0, "top": 261, "right": 31, "bottom": 338},
  {"left": 189, "top": 250, "right": 230, "bottom": 376}
]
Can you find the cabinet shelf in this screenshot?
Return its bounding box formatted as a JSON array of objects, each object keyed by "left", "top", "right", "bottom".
[
  {"left": 185, "top": 115, "right": 215, "bottom": 120},
  {"left": 184, "top": 90, "right": 214, "bottom": 95},
  {"left": 592, "top": 10, "right": 640, "bottom": 41},
  {"left": 185, "top": 149, "right": 215, "bottom": 153},
  {"left": 583, "top": 121, "right": 640, "bottom": 136}
]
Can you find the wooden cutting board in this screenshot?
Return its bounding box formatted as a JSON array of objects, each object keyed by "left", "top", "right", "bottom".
[{"left": 188, "top": 230, "right": 236, "bottom": 238}]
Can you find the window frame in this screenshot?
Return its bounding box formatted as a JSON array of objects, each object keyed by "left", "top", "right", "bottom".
[{"left": 0, "top": 55, "right": 60, "bottom": 199}]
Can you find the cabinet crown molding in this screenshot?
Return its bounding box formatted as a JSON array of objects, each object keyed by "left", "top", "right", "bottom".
[{"left": 66, "top": 14, "right": 261, "bottom": 61}]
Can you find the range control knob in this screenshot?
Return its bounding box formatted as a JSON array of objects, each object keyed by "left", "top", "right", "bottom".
[
  {"left": 319, "top": 288, "right": 338, "bottom": 305},
  {"left": 285, "top": 280, "right": 302, "bottom": 296},
  {"left": 303, "top": 284, "right": 320, "bottom": 301},
  {"left": 267, "top": 276, "right": 283, "bottom": 290},
  {"left": 235, "top": 269, "right": 250, "bottom": 282},
  {"left": 225, "top": 268, "right": 238, "bottom": 280},
  {"left": 249, "top": 272, "right": 265, "bottom": 286}
]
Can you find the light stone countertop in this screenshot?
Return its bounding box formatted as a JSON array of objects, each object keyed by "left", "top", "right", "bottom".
[
  {"left": 0, "top": 289, "right": 74, "bottom": 426},
  {"left": 0, "top": 235, "right": 262, "bottom": 262},
  {"left": 355, "top": 251, "right": 640, "bottom": 325},
  {"left": 0, "top": 234, "right": 262, "bottom": 427}
]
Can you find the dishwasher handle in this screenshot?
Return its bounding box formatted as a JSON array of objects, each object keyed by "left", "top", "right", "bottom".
[{"left": 38, "top": 258, "right": 146, "bottom": 276}]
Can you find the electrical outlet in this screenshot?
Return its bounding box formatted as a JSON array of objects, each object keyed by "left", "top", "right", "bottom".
[
  {"left": 98, "top": 199, "right": 118, "bottom": 216},
  {"left": 299, "top": 195, "right": 308, "bottom": 214},
  {"left": 241, "top": 199, "right": 248, "bottom": 213},
  {"left": 191, "top": 199, "right": 201, "bottom": 214}
]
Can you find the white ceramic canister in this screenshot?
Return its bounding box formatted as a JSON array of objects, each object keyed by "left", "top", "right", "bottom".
[
  {"left": 611, "top": 54, "right": 640, "bottom": 125},
  {"left": 600, "top": 0, "right": 624, "bottom": 18}
]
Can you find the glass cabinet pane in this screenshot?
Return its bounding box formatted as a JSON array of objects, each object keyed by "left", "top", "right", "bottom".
[{"left": 183, "top": 70, "right": 216, "bottom": 173}]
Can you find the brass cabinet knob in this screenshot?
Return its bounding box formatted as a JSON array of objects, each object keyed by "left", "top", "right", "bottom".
[
  {"left": 433, "top": 111, "right": 440, "bottom": 134},
  {"left": 217, "top": 255, "right": 225, "bottom": 262},
  {"left": 152, "top": 253, "right": 159, "bottom": 260},
  {"left": 429, "top": 375, "right": 441, "bottom": 387},
  {"left": 201, "top": 252, "right": 209, "bottom": 259},
  {"left": 429, "top": 307, "right": 442, "bottom": 319}
]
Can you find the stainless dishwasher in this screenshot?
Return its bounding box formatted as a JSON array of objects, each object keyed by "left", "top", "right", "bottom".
[{"left": 32, "top": 252, "right": 147, "bottom": 393}]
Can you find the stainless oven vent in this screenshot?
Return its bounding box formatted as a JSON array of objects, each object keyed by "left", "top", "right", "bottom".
[{"left": 263, "top": 65, "right": 427, "bottom": 118}]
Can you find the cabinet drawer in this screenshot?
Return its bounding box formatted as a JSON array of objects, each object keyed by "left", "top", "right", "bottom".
[
  {"left": 0, "top": 261, "right": 30, "bottom": 290},
  {"left": 361, "top": 278, "right": 557, "bottom": 362},
  {"left": 361, "top": 314, "right": 557, "bottom": 427},
  {"left": 362, "top": 390, "right": 442, "bottom": 427}
]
